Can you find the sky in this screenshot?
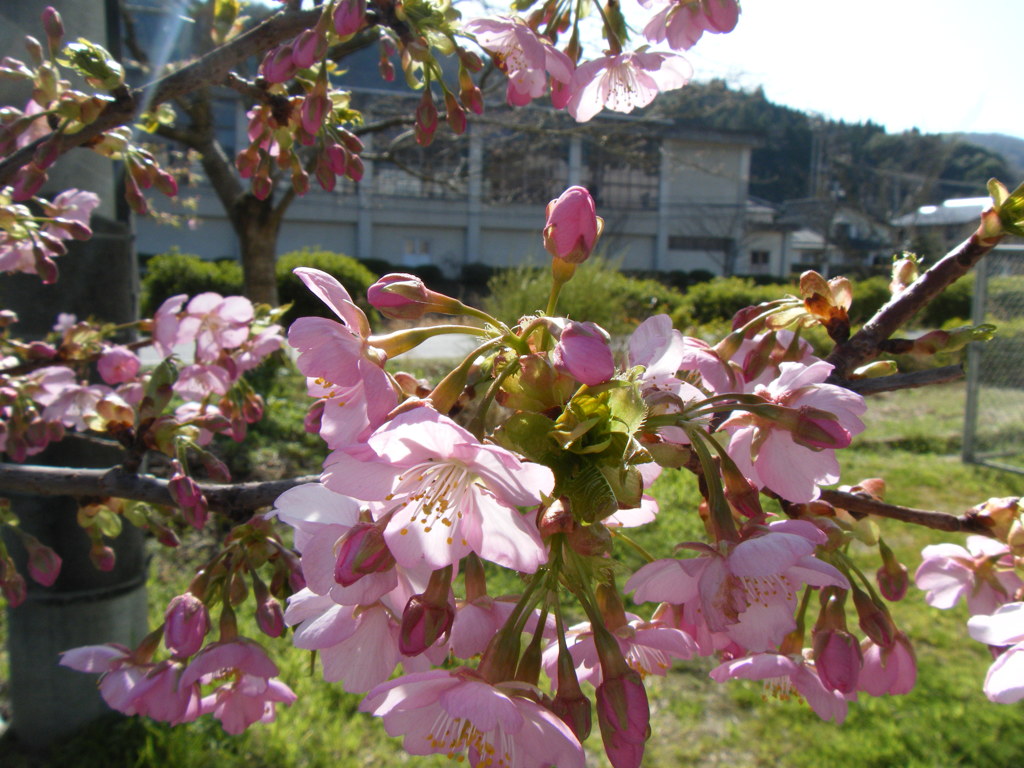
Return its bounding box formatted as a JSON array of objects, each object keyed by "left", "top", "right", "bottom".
[{"left": 681, "top": 0, "right": 1024, "bottom": 140}]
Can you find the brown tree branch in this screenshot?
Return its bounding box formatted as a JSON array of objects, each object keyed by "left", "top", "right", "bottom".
[
  {"left": 0, "top": 463, "right": 318, "bottom": 514},
  {"left": 839, "top": 364, "right": 965, "bottom": 395},
  {"left": 825, "top": 230, "right": 1002, "bottom": 380},
  {"left": 0, "top": 7, "right": 321, "bottom": 186},
  {"left": 819, "top": 488, "right": 998, "bottom": 536}
]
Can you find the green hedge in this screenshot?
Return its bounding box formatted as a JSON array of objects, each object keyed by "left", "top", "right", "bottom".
[
  {"left": 140, "top": 248, "right": 377, "bottom": 325},
  {"left": 483, "top": 258, "right": 687, "bottom": 335},
  {"left": 141, "top": 250, "right": 243, "bottom": 315}
]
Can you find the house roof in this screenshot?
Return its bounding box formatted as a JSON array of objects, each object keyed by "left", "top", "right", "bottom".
[{"left": 890, "top": 197, "right": 990, "bottom": 227}]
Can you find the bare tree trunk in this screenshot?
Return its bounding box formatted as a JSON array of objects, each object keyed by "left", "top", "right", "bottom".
[{"left": 233, "top": 193, "right": 282, "bottom": 305}]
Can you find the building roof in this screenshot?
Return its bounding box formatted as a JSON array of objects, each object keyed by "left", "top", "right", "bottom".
[{"left": 890, "top": 197, "right": 990, "bottom": 227}]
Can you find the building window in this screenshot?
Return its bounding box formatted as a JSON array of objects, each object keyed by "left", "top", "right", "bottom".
[
  {"left": 402, "top": 239, "right": 431, "bottom": 267},
  {"left": 750, "top": 250, "right": 770, "bottom": 270}
]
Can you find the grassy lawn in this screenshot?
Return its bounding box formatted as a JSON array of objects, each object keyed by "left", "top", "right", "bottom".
[{"left": 2, "top": 381, "right": 1023, "bottom": 767}]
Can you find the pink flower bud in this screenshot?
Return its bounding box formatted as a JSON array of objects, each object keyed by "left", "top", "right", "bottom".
[
  {"left": 595, "top": 669, "right": 650, "bottom": 768},
  {"left": 2, "top": 570, "right": 27, "bottom": 606},
  {"left": 333, "top": 522, "right": 395, "bottom": 586},
  {"left": 26, "top": 341, "right": 57, "bottom": 360},
  {"left": 876, "top": 560, "right": 909, "bottom": 602},
  {"left": 443, "top": 90, "right": 466, "bottom": 134},
  {"left": 333, "top": 0, "right": 366, "bottom": 38},
  {"left": 12, "top": 163, "right": 47, "bottom": 201},
  {"left": 168, "top": 465, "right": 208, "bottom": 530},
  {"left": 261, "top": 45, "right": 297, "bottom": 84},
  {"left": 291, "top": 29, "right": 322, "bottom": 69},
  {"left": 853, "top": 587, "right": 896, "bottom": 649},
  {"left": 415, "top": 91, "right": 438, "bottom": 147},
  {"left": 366, "top": 273, "right": 433, "bottom": 319},
  {"left": 304, "top": 399, "right": 325, "bottom": 435},
  {"left": 25, "top": 537, "right": 61, "bottom": 587},
  {"left": 345, "top": 154, "right": 364, "bottom": 182},
  {"left": 551, "top": 320, "right": 614, "bottom": 386},
  {"left": 90, "top": 542, "right": 116, "bottom": 571},
  {"left": 543, "top": 186, "right": 604, "bottom": 264},
  {"left": 165, "top": 593, "right": 210, "bottom": 658},
  {"left": 399, "top": 592, "right": 454, "bottom": 656},
  {"left": 255, "top": 589, "right": 285, "bottom": 638},
  {"left": 813, "top": 628, "right": 862, "bottom": 694},
  {"left": 42, "top": 7, "right": 65, "bottom": 43}
]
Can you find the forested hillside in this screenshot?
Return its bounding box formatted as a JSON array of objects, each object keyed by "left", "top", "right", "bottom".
[{"left": 647, "top": 80, "right": 1011, "bottom": 221}]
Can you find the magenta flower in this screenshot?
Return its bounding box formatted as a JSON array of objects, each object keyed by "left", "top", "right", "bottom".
[
  {"left": 915, "top": 536, "right": 1022, "bottom": 615},
  {"left": 567, "top": 51, "right": 692, "bottom": 123},
  {"left": 721, "top": 361, "right": 866, "bottom": 502},
  {"left": 543, "top": 186, "right": 604, "bottom": 264},
  {"left": 464, "top": 16, "right": 574, "bottom": 107},
  {"left": 181, "top": 638, "right": 297, "bottom": 734},
  {"left": 322, "top": 406, "right": 554, "bottom": 573},
  {"left": 551, "top": 320, "right": 615, "bottom": 386},
  {"left": 968, "top": 602, "right": 1024, "bottom": 703},
  {"left": 711, "top": 652, "right": 848, "bottom": 723},
  {"left": 361, "top": 668, "right": 585, "bottom": 768}
]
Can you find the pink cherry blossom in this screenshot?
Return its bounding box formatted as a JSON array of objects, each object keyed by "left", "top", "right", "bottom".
[
  {"left": 858, "top": 633, "right": 916, "bottom": 697},
  {"left": 286, "top": 589, "right": 407, "bottom": 692},
  {"left": 152, "top": 294, "right": 188, "bottom": 357},
  {"left": 287, "top": 268, "right": 396, "bottom": 448},
  {"left": 641, "top": 0, "right": 741, "bottom": 51},
  {"left": 41, "top": 382, "right": 113, "bottom": 430},
  {"left": 567, "top": 50, "right": 692, "bottom": 123},
  {"left": 915, "top": 536, "right": 1022, "bottom": 615},
  {"left": 177, "top": 293, "right": 255, "bottom": 362},
  {"left": 721, "top": 360, "right": 866, "bottom": 502},
  {"left": 627, "top": 519, "right": 849, "bottom": 653},
  {"left": 58, "top": 644, "right": 154, "bottom": 715},
  {"left": 968, "top": 602, "right": 1024, "bottom": 703},
  {"left": 361, "top": 668, "right": 585, "bottom": 768},
  {"left": 97, "top": 345, "right": 141, "bottom": 385},
  {"left": 542, "top": 614, "right": 696, "bottom": 686},
  {"left": 322, "top": 406, "right": 554, "bottom": 573},
  {"left": 180, "top": 637, "right": 297, "bottom": 734},
  {"left": 711, "top": 651, "right": 848, "bottom": 723},
  {"left": 464, "top": 16, "right": 574, "bottom": 107}
]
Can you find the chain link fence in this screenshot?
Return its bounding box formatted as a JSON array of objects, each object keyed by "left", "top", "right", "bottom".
[{"left": 963, "top": 243, "right": 1024, "bottom": 474}]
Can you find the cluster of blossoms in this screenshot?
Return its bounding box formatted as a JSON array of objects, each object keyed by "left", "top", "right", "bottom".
[
  {"left": 915, "top": 497, "right": 1024, "bottom": 704},
  {"left": 0, "top": 183, "right": 286, "bottom": 599},
  {"left": 59, "top": 184, "right": 953, "bottom": 766}
]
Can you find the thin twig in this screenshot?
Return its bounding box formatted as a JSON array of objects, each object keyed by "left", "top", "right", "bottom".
[
  {"left": 819, "top": 488, "right": 997, "bottom": 536},
  {"left": 825, "top": 230, "right": 1002, "bottom": 380},
  {"left": 0, "top": 7, "right": 321, "bottom": 186}
]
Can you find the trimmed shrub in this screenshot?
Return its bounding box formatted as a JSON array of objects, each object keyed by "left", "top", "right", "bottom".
[
  {"left": 671, "top": 277, "right": 795, "bottom": 328},
  {"left": 141, "top": 249, "right": 243, "bottom": 315},
  {"left": 276, "top": 248, "right": 377, "bottom": 324}
]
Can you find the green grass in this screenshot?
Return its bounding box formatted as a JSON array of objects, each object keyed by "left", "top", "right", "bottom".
[{"left": 3, "top": 383, "right": 1024, "bottom": 767}]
